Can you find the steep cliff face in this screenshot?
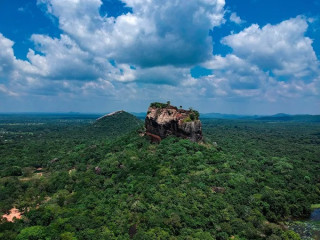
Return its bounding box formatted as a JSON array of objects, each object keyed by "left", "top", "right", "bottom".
[{"left": 145, "top": 103, "right": 203, "bottom": 142}]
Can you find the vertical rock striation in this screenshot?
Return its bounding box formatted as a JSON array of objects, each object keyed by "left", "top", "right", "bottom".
[{"left": 145, "top": 103, "right": 203, "bottom": 142}]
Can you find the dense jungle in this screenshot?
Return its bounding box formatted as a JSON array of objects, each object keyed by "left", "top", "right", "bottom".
[{"left": 0, "top": 112, "right": 319, "bottom": 240}]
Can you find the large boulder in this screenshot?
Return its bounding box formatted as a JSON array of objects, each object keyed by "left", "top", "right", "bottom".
[{"left": 145, "top": 103, "right": 203, "bottom": 142}]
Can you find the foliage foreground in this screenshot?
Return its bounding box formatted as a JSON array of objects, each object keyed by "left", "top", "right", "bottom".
[{"left": 0, "top": 114, "right": 319, "bottom": 240}]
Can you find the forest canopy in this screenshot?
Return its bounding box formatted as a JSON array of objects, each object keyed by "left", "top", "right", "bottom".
[{"left": 0, "top": 113, "right": 319, "bottom": 239}]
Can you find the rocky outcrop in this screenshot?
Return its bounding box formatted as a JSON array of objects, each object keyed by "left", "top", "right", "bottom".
[
  {"left": 212, "top": 186, "right": 226, "bottom": 193},
  {"left": 96, "top": 110, "right": 124, "bottom": 121},
  {"left": 94, "top": 166, "right": 101, "bottom": 174},
  {"left": 145, "top": 132, "right": 162, "bottom": 144},
  {"left": 145, "top": 103, "right": 203, "bottom": 142}
]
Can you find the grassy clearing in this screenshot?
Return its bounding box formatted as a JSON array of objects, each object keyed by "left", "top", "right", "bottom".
[{"left": 311, "top": 204, "right": 320, "bottom": 209}]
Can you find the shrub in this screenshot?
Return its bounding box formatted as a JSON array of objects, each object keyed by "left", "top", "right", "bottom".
[
  {"left": 149, "top": 102, "right": 168, "bottom": 108},
  {"left": 3, "top": 166, "right": 22, "bottom": 177}
]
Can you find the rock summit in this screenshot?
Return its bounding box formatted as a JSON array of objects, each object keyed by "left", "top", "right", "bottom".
[{"left": 145, "top": 102, "right": 203, "bottom": 142}]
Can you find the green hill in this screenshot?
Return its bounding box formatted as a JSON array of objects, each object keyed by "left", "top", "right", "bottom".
[{"left": 92, "top": 110, "right": 143, "bottom": 137}]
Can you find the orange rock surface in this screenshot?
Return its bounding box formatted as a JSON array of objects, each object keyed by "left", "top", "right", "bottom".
[{"left": 2, "top": 207, "right": 22, "bottom": 222}]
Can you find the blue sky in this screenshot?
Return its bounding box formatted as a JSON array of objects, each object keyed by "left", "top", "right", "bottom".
[{"left": 0, "top": 0, "right": 319, "bottom": 114}]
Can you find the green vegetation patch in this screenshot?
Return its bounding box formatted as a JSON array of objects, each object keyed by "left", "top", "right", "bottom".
[
  {"left": 0, "top": 115, "right": 319, "bottom": 239},
  {"left": 311, "top": 204, "right": 320, "bottom": 209},
  {"left": 93, "top": 111, "right": 143, "bottom": 137},
  {"left": 189, "top": 109, "right": 200, "bottom": 120},
  {"left": 149, "top": 102, "right": 170, "bottom": 108}
]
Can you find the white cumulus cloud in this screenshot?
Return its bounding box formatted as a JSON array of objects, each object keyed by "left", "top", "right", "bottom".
[
  {"left": 189, "top": 16, "right": 320, "bottom": 106},
  {"left": 0, "top": 1, "right": 319, "bottom": 113},
  {"left": 38, "top": 0, "right": 226, "bottom": 67},
  {"left": 222, "top": 16, "right": 319, "bottom": 80},
  {"left": 229, "top": 12, "right": 243, "bottom": 24}
]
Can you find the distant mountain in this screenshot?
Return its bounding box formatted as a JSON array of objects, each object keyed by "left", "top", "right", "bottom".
[
  {"left": 200, "top": 113, "right": 259, "bottom": 119},
  {"left": 271, "top": 113, "right": 291, "bottom": 117},
  {"left": 256, "top": 114, "right": 320, "bottom": 122},
  {"left": 93, "top": 111, "right": 143, "bottom": 136}
]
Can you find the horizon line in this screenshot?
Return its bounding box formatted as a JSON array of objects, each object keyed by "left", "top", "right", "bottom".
[{"left": 0, "top": 111, "right": 319, "bottom": 116}]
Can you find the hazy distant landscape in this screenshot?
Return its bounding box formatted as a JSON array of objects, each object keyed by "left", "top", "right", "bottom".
[
  {"left": 131, "top": 112, "right": 320, "bottom": 122},
  {"left": 1, "top": 0, "right": 320, "bottom": 239}
]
